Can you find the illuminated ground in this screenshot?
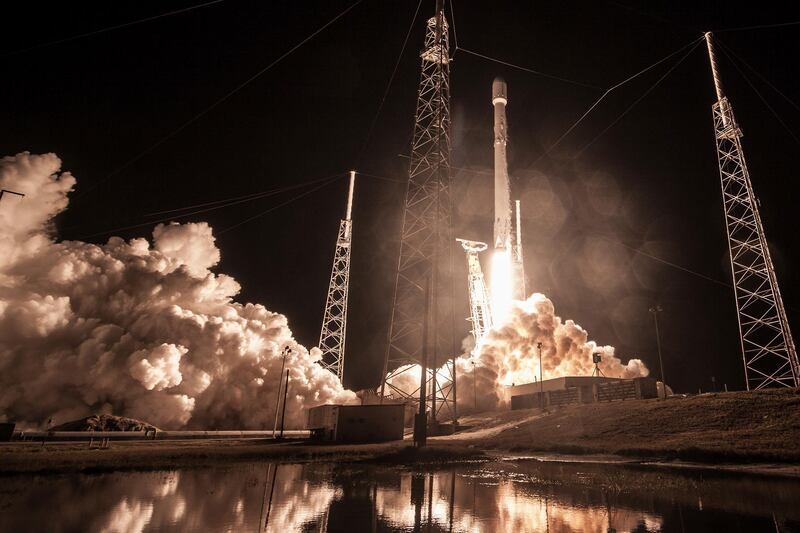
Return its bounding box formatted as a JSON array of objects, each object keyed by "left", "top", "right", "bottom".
[
  {"left": 0, "top": 438, "right": 485, "bottom": 475},
  {"left": 1, "top": 389, "right": 798, "bottom": 476},
  {"left": 443, "top": 388, "right": 800, "bottom": 464}
]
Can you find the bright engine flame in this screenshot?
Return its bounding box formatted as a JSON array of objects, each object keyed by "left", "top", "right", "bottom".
[{"left": 491, "top": 248, "right": 513, "bottom": 324}]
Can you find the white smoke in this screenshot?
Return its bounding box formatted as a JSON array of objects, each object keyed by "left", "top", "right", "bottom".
[
  {"left": 483, "top": 293, "right": 649, "bottom": 387},
  {"left": 386, "top": 293, "right": 648, "bottom": 414},
  {"left": 0, "top": 152, "right": 356, "bottom": 429}
]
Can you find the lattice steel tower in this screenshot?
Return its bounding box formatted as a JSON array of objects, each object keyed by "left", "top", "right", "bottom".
[
  {"left": 380, "top": 0, "right": 456, "bottom": 418},
  {"left": 705, "top": 33, "right": 799, "bottom": 389},
  {"left": 457, "top": 239, "right": 493, "bottom": 354},
  {"left": 318, "top": 171, "right": 356, "bottom": 381}
]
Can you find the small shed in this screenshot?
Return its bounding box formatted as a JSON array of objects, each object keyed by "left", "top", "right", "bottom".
[{"left": 307, "top": 404, "right": 405, "bottom": 443}]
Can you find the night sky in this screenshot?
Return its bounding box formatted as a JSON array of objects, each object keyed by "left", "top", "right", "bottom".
[{"left": 4, "top": 1, "right": 800, "bottom": 393}]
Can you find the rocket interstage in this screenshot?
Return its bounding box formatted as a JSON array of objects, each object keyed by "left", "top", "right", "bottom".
[{"left": 492, "top": 77, "right": 512, "bottom": 252}]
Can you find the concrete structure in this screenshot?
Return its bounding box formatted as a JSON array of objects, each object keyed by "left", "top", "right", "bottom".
[
  {"left": 307, "top": 404, "right": 405, "bottom": 443},
  {"left": 508, "top": 376, "right": 658, "bottom": 410}
]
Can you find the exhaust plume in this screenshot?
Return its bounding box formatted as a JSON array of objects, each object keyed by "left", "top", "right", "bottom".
[
  {"left": 0, "top": 152, "right": 356, "bottom": 429},
  {"left": 386, "top": 293, "right": 648, "bottom": 414},
  {"left": 482, "top": 293, "right": 649, "bottom": 388}
]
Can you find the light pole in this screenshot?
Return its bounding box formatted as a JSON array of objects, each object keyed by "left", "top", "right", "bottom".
[
  {"left": 272, "top": 347, "right": 291, "bottom": 437},
  {"left": 279, "top": 369, "right": 289, "bottom": 439},
  {"left": 471, "top": 359, "right": 477, "bottom": 411},
  {"left": 0, "top": 189, "right": 25, "bottom": 202},
  {"left": 649, "top": 305, "right": 667, "bottom": 399},
  {"left": 537, "top": 342, "right": 544, "bottom": 409}
]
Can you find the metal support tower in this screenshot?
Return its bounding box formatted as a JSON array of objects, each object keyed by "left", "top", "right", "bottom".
[
  {"left": 380, "top": 0, "right": 456, "bottom": 419},
  {"left": 318, "top": 171, "right": 356, "bottom": 382},
  {"left": 512, "top": 199, "right": 527, "bottom": 300},
  {"left": 705, "top": 33, "right": 799, "bottom": 389},
  {"left": 457, "top": 239, "right": 493, "bottom": 354}
]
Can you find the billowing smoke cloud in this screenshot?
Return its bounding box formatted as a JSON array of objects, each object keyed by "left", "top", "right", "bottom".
[
  {"left": 0, "top": 152, "right": 356, "bottom": 429},
  {"left": 482, "top": 293, "right": 649, "bottom": 387},
  {"left": 387, "top": 293, "right": 648, "bottom": 414}
]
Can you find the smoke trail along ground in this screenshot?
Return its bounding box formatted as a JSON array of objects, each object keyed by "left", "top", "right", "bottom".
[{"left": 0, "top": 152, "right": 356, "bottom": 429}]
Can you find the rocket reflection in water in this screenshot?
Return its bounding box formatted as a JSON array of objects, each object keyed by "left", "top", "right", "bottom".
[{"left": 41, "top": 460, "right": 800, "bottom": 532}]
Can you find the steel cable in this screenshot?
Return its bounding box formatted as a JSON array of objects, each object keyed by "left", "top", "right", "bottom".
[
  {"left": 72, "top": 0, "right": 365, "bottom": 202},
  {"left": 716, "top": 40, "right": 800, "bottom": 146},
  {"left": 73, "top": 173, "right": 342, "bottom": 240},
  {"left": 356, "top": 0, "right": 425, "bottom": 166},
  {"left": 456, "top": 47, "right": 603, "bottom": 90},
  {"left": 534, "top": 36, "right": 705, "bottom": 163},
  {"left": 576, "top": 39, "right": 704, "bottom": 156},
  {"left": 2, "top": 0, "right": 225, "bottom": 57}
]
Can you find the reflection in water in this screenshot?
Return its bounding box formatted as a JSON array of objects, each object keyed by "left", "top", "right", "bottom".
[
  {"left": 258, "top": 464, "right": 338, "bottom": 532},
  {"left": 1, "top": 460, "right": 799, "bottom": 532},
  {"left": 373, "top": 468, "right": 661, "bottom": 532},
  {"left": 100, "top": 498, "right": 153, "bottom": 533}
]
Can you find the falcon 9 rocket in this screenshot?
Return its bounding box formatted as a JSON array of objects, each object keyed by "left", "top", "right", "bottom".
[
  {"left": 491, "top": 77, "right": 513, "bottom": 320},
  {"left": 492, "top": 77, "right": 512, "bottom": 251}
]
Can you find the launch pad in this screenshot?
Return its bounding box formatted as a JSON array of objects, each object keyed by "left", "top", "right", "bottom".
[{"left": 308, "top": 7, "right": 799, "bottom": 436}]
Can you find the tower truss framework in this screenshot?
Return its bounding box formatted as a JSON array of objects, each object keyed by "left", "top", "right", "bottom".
[
  {"left": 380, "top": 4, "right": 457, "bottom": 420},
  {"left": 318, "top": 171, "right": 356, "bottom": 381},
  {"left": 706, "top": 33, "right": 799, "bottom": 389},
  {"left": 457, "top": 239, "right": 493, "bottom": 353}
]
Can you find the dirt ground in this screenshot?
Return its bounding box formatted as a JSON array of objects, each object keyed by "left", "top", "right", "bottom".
[{"left": 0, "top": 437, "right": 488, "bottom": 475}]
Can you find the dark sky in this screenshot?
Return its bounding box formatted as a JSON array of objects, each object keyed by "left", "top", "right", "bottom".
[{"left": 3, "top": 1, "right": 800, "bottom": 393}]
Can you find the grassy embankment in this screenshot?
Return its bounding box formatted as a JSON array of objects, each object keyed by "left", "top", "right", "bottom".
[{"left": 444, "top": 388, "right": 800, "bottom": 463}]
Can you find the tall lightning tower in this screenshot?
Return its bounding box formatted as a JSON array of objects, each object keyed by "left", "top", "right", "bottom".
[
  {"left": 512, "top": 199, "right": 527, "bottom": 300},
  {"left": 457, "top": 239, "right": 493, "bottom": 353},
  {"left": 380, "top": 0, "right": 455, "bottom": 418},
  {"left": 705, "top": 33, "right": 799, "bottom": 389},
  {"left": 318, "top": 171, "right": 356, "bottom": 381}
]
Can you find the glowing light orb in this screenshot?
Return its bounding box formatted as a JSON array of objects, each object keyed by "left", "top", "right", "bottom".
[{"left": 491, "top": 248, "right": 513, "bottom": 324}]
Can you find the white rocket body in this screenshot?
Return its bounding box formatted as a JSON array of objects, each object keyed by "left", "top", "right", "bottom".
[{"left": 492, "top": 77, "right": 512, "bottom": 251}]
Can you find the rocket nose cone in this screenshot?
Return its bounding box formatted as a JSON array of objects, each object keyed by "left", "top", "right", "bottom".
[{"left": 492, "top": 77, "right": 507, "bottom": 102}]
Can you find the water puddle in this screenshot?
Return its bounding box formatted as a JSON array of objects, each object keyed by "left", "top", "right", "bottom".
[{"left": 1, "top": 459, "right": 798, "bottom": 532}]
